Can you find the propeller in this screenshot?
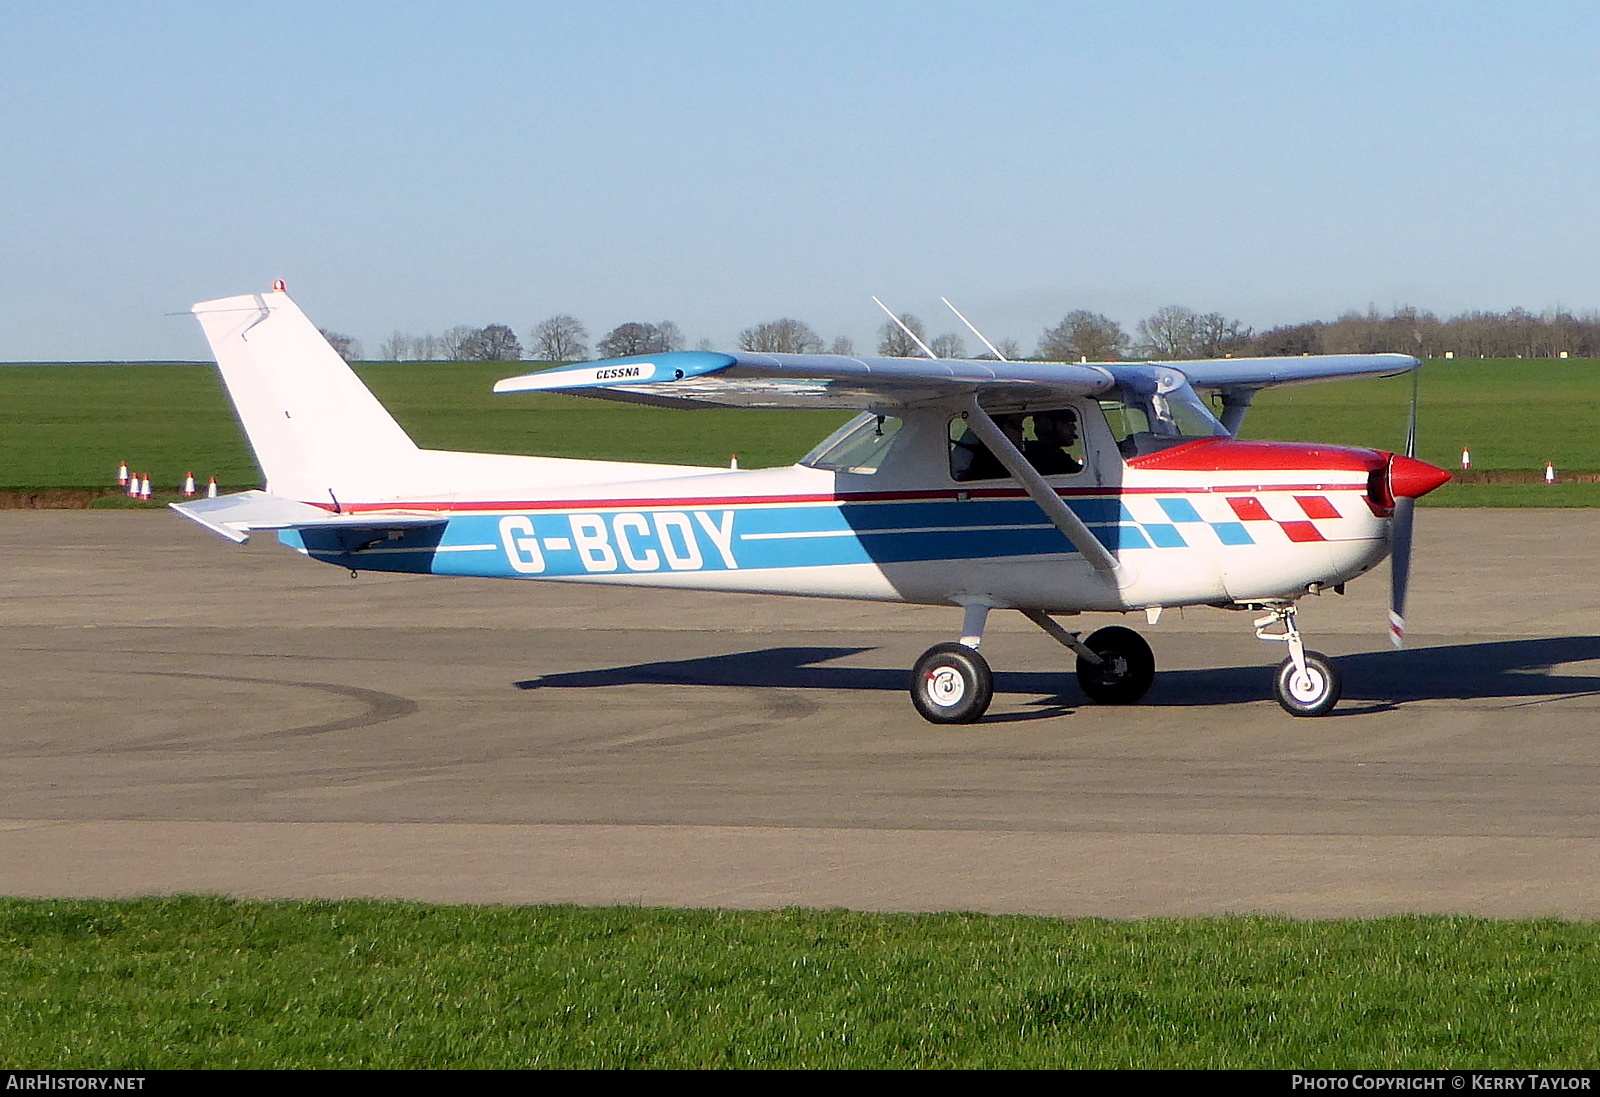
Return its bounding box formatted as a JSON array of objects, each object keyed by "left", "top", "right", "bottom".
[{"left": 1386, "top": 367, "right": 1451, "bottom": 647}]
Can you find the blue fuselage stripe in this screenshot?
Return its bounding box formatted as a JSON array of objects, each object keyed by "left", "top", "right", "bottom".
[{"left": 281, "top": 494, "right": 1252, "bottom": 577}]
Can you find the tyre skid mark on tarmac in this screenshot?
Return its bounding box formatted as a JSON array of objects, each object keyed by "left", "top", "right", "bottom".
[{"left": 124, "top": 670, "right": 419, "bottom": 739}]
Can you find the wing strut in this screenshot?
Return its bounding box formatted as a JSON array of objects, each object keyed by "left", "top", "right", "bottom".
[{"left": 959, "top": 399, "right": 1119, "bottom": 573}]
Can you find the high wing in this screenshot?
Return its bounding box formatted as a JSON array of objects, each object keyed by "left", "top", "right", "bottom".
[
  {"left": 1166, "top": 352, "right": 1419, "bottom": 393},
  {"left": 492, "top": 351, "right": 1118, "bottom": 409},
  {"left": 492, "top": 349, "right": 1420, "bottom": 411}
]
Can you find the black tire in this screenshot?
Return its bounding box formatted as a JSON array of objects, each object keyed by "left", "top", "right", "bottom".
[
  {"left": 910, "top": 642, "right": 994, "bottom": 724},
  {"left": 1272, "top": 650, "right": 1342, "bottom": 717},
  {"left": 1075, "top": 625, "right": 1156, "bottom": 705}
]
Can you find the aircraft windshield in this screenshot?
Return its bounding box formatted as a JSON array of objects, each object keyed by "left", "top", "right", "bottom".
[
  {"left": 1099, "top": 384, "right": 1228, "bottom": 458},
  {"left": 801, "top": 413, "right": 904, "bottom": 473}
]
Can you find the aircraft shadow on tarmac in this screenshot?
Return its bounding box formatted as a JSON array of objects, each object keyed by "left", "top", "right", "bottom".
[{"left": 517, "top": 635, "right": 1600, "bottom": 716}]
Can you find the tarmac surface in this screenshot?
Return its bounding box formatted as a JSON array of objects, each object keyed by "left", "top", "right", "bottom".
[{"left": 2, "top": 508, "right": 1598, "bottom": 917}]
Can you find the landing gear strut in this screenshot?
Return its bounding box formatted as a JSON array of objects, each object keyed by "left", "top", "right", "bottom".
[
  {"left": 1256, "top": 604, "right": 1342, "bottom": 717},
  {"left": 907, "top": 605, "right": 1161, "bottom": 724}
]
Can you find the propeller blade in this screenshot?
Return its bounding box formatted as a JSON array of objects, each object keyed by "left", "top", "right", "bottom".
[
  {"left": 1389, "top": 494, "right": 1414, "bottom": 648},
  {"left": 1405, "top": 368, "right": 1418, "bottom": 459},
  {"left": 1389, "top": 367, "right": 1421, "bottom": 648}
]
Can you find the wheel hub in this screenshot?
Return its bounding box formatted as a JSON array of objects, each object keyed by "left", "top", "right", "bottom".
[
  {"left": 926, "top": 667, "right": 966, "bottom": 706},
  {"left": 1288, "top": 666, "right": 1325, "bottom": 702}
]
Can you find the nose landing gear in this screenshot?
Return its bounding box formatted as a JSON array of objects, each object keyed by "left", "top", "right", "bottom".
[{"left": 1256, "top": 604, "right": 1342, "bottom": 716}]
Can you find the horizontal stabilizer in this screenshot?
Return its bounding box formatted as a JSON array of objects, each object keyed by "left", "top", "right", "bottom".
[{"left": 171, "top": 490, "right": 448, "bottom": 544}]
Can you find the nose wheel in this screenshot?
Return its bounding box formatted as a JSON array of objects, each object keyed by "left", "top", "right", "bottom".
[{"left": 1272, "top": 650, "right": 1341, "bottom": 717}]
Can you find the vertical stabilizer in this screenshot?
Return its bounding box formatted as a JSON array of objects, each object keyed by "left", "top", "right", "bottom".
[{"left": 191, "top": 286, "right": 417, "bottom": 503}]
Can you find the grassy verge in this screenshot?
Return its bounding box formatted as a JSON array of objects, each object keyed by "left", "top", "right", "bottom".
[
  {"left": 2, "top": 359, "right": 1595, "bottom": 504},
  {"left": 2, "top": 898, "right": 1597, "bottom": 1069},
  {"left": 1420, "top": 481, "right": 1600, "bottom": 507}
]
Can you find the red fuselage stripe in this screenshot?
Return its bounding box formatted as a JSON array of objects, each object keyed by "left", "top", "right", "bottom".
[{"left": 317, "top": 482, "right": 1375, "bottom": 514}]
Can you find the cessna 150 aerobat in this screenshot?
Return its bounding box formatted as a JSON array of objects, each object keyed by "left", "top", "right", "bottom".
[{"left": 174, "top": 284, "right": 1450, "bottom": 721}]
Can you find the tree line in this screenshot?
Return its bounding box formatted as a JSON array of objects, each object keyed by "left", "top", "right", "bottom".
[{"left": 334, "top": 304, "right": 1600, "bottom": 365}]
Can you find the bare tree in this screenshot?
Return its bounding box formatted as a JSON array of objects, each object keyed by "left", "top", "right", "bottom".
[
  {"left": 738, "top": 318, "right": 825, "bottom": 354},
  {"left": 439, "top": 325, "right": 480, "bottom": 361},
  {"left": 1193, "top": 313, "right": 1252, "bottom": 358},
  {"left": 531, "top": 315, "right": 588, "bottom": 361},
  {"left": 462, "top": 324, "right": 523, "bottom": 361},
  {"left": 1136, "top": 306, "right": 1201, "bottom": 358},
  {"left": 829, "top": 336, "right": 855, "bottom": 356},
  {"left": 318, "top": 329, "right": 363, "bottom": 362},
  {"left": 929, "top": 332, "right": 966, "bottom": 359},
  {"left": 1038, "top": 311, "right": 1129, "bottom": 362},
  {"left": 877, "top": 313, "right": 928, "bottom": 357},
  {"left": 654, "top": 320, "right": 686, "bottom": 352},
  {"left": 597, "top": 321, "right": 682, "bottom": 357},
  {"left": 1252, "top": 322, "right": 1324, "bottom": 357},
  {"left": 379, "top": 332, "right": 409, "bottom": 361},
  {"left": 972, "top": 337, "right": 1022, "bottom": 361}
]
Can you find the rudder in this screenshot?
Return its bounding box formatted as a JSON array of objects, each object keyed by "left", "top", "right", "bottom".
[{"left": 191, "top": 284, "right": 418, "bottom": 504}]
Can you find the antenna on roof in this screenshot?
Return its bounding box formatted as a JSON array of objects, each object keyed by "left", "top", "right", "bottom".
[
  {"left": 940, "top": 297, "right": 1007, "bottom": 361},
  {"left": 871, "top": 296, "right": 938, "bottom": 359}
]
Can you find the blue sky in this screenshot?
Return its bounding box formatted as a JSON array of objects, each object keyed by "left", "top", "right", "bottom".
[{"left": 3, "top": 1, "right": 1598, "bottom": 360}]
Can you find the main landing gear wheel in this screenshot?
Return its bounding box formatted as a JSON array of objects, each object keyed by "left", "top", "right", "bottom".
[
  {"left": 1075, "top": 626, "right": 1156, "bottom": 705},
  {"left": 1273, "top": 650, "right": 1341, "bottom": 717},
  {"left": 910, "top": 642, "right": 994, "bottom": 724}
]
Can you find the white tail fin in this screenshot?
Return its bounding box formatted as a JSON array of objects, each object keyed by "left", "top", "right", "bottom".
[{"left": 191, "top": 286, "right": 417, "bottom": 503}]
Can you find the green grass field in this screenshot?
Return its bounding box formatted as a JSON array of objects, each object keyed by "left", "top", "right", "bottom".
[
  {"left": 1, "top": 358, "right": 1596, "bottom": 505},
  {"left": 3, "top": 898, "right": 1597, "bottom": 1069}
]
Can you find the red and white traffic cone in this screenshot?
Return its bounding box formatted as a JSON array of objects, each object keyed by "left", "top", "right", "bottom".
[
  {"left": 1460, "top": 448, "right": 1470, "bottom": 470},
  {"left": 182, "top": 472, "right": 196, "bottom": 497},
  {"left": 207, "top": 477, "right": 218, "bottom": 499},
  {"left": 117, "top": 461, "right": 129, "bottom": 486},
  {"left": 140, "top": 474, "right": 152, "bottom": 500},
  {"left": 127, "top": 472, "right": 139, "bottom": 497},
  {"left": 1545, "top": 462, "right": 1556, "bottom": 484}
]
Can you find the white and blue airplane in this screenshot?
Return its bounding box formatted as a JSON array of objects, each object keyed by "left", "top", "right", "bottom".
[{"left": 174, "top": 283, "right": 1450, "bottom": 721}]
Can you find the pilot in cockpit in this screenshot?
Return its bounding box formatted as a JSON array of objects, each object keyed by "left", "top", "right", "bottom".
[
  {"left": 951, "top": 414, "right": 1025, "bottom": 482},
  {"left": 1023, "top": 410, "right": 1083, "bottom": 475}
]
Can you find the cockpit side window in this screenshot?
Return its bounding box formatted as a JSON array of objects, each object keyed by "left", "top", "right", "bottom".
[
  {"left": 949, "top": 409, "right": 1085, "bottom": 482},
  {"left": 1098, "top": 385, "right": 1228, "bottom": 458},
  {"left": 801, "top": 412, "right": 904, "bottom": 473}
]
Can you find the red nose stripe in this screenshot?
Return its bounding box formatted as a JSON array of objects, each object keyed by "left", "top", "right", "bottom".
[
  {"left": 1295, "top": 495, "right": 1341, "bottom": 519},
  {"left": 1227, "top": 496, "right": 1272, "bottom": 521},
  {"left": 1389, "top": 456, "right": 1452, "bottom": 500}
]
